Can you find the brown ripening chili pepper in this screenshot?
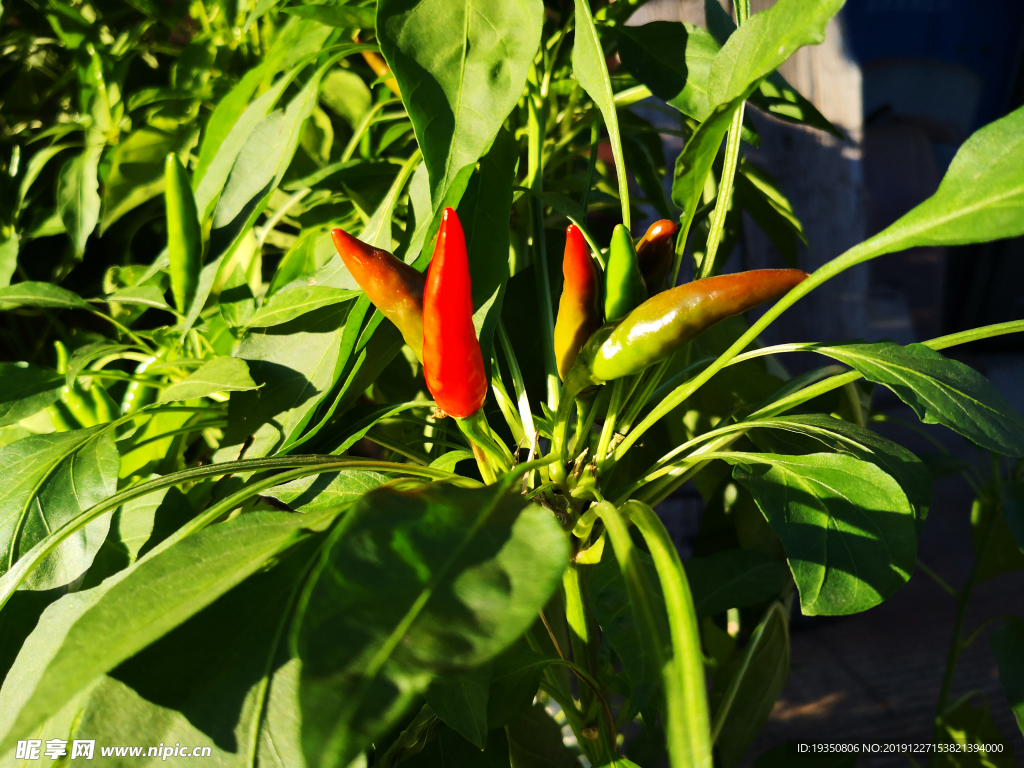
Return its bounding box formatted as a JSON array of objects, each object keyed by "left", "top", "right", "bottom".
[
  {"left": 422, "top": 208, "right": 488, "bottom": 419},
  {"left": 331, "top": 228, "right": 425, "bottom": 359},
  {"left": 636, "top": 219, "right": 678, "bottom": 294},
  {"left": 553, "top": 224, "right": 601, "bottom": 380},
  {"left": 587, "top": 269, "right": 809, "bottom": 381}
]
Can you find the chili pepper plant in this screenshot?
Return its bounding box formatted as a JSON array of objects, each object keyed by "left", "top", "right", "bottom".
[{"left": 1, "top": 0, "right": 1023, "bottom": 766}]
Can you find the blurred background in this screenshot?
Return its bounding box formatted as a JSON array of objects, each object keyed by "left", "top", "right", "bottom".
[{"left": 630, "top": 0, "right": 1024, "bottom": 763}]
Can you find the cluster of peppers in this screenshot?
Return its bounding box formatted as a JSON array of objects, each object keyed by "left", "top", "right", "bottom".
[{"left": 331, "top": 212, "right": 806, "bottom": 482}]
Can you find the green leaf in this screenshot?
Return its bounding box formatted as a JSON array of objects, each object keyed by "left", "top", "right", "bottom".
[
  {"left": 247, "top": 285, "right": 359, "bottom": 328},
  {"left": 970, "top": 495, "right": 1024, "bottom": 582},
  {"left": 725, "top": 452, "right": 916, "bottom": 616},
  {"left": 0, "top": 429, "right": 118, "bottom": 590},
  {"left": 702, "top": 0, "right": 841, "bottom": 137},
  {"left": 403, "top": 723, "right": 511, "bottom": 768},
  {"left": 711, "top": 603, "right": 789, "bottom": 768},
  {"left": 0, "top": 510, "right": 322, "bottom": 753},
  {"left": 229, "top": 301, "right": 354, "bottom": 457},
  {"left": 707, "top": 0, "right": 845, "bottom": 107},
  {"left": 187, "top": 57, "right": 342, "bottom": 336},
  {"left": 816, "top": 342, "right": 1024, "bottom": 457},
  {"left": 56, "top": 143, "right": 103, "bottom": 258},
  {"left": 572, "top": 0, "right": 630, "bottom": 227},
  {"left": 294, "top": 482, "right": 569, "bottom": 768},
  {"left": 860, "top": 103, "right": 1024, "bottom": 256},
  {"left": 616, "top": 22, "right": 718, "bottom": 121},
  {"left": 0, "top": 363, "right": 64, "bottom": 427},
  {"left": 746, "top": 413, "right": 933, "bottom": 526},
  {"left": 267, "top": 469, "right": 392, "bottom": 514},
  {"left": 378, "top": 0, "right": 542, "bottom": 203},
  {"left": 321, "top": 69, "right": 372, "bottom": 128},
  {"left": 0, "top": 235, "right": 17, "bottom": 290},
  {"left": 193, "top": 66, "right": 300, "bottom": 220},
  {"left": 283, "top": 4, "right": 375, "bottom": 28},
  {"left": 992, "top": 616, "right": 1024, "bottom": 738},
  {"left": 218, "top": 265, "right": 256, "bottom": 328},
  {"left": 426, "top": 665, "right": 491, "bottom": 750},
  {"left": 588, "top": 548, "right": 667, "bottom": 719},
  {"left": 100, "top": 125, "right": 197, "bottom": 233},
  {"left": 458, "top": 127, "right": 517, "bottom": 365},
  {"left": 506, "top": 704, "right": 578, "bottom": 768},
  {"left": 672, "top": 0, "right": 844, "bottom": 240},
  {"left": 160, "top": 357, "right": 258, "bottom": 402},
  {"left": 486, "top": 640, "right": 547, "bottom": 729},
  {"left": 734, "top": 161, "right": 806, "bottom": 268},
  {"left": 0, "top": 281, "right": 91, "bottom": 311},
  {"left": 81, "top": 487, "right": 192, "bottom": 588},
  {"left": 65, "top": 343, "right": 137, "bottom": 389},
  {"left": 104, "top": 285, "right": 173, "bottom": 313},
  {"left": 615, "top": 501, "right": 712, "bottom": 768},
  {"left": 686, "top": 550, "right": 787, "bottom": 619}
]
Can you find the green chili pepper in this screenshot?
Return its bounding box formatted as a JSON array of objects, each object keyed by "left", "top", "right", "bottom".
[
  {"left": 165, "top": 153, "right": 202, "bottom": 315},
  {"left": 603, "top": 223, "right": 646, "bottom": 323},
  {"left": 588, "top": 269, "right": 809, "bottom": 381},
  {"left": 51, "top": 341, "right": 95, "bottom": 428},
  {"left": 553, "top": 224, "right": 601, "bottom": 380},
  {"left": 121, "top": 354, "right": 162, "bottom": 415},
  {"left": 636, "top": 219, "right": 678, "bottom": 294}
]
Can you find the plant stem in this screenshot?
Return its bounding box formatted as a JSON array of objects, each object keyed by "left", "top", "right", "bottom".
[
  {"left": 915, "top": 559, "right": 958, "bottom": 598},
  {"left": 595, "top": 378, "right": 625, "bottom": 473},
  {"left": 699, "top": 103, "right": 744, "bottom": 279},
  {"left": 526, "top": 72, "right": 560, "bottom": 413},
  {"left": 932, "top": 502, "right": 998, "bottom": 743},
  {"left": 580, "top": 112, "right": 600, "bottom": 212}
]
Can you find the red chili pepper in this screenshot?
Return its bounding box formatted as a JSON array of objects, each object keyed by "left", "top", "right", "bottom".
[
  {"left": 554, "top": 224, "right": 602, "bottom": 380},
  {"left": 331, "top": 228, "right": 425, "bottom": 359},
  {"left": 422, "top": 208, "right": 487, "bottom": 419}
]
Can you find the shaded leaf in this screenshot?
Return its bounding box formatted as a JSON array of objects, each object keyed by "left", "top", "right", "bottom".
[
  {"left": 0, "top": 429, "right": 118, "bottom": 590},
  {"left": 0, "top": 235, "right": 17, "bottom": 290},
  {"left": 295, "top": 482, "right": 569, "bottom": 768},
  {"left": 711, "top": 603, "right": 789, "bottom": 768},
  {"left": 426, "top": 665, "right": 491, "bottom": 750},
  {"left": 686, "top": 549, "right": 787, "bottom": 619},
  {"left": 0, "top": 363, "right": 63, "bottom": 427},
  {"left": 0, "top": 510, "right": 325, "bottom": 753},
  {"left": 991, "top": 617, "right": 1024, "bottom": 738},
  {"left": 506, "top": 704, "right": 579, "bottom": 768},
  {"left": 817, "top": 342, "right": 1024, "bottom": 457},
  {"left": 617, "top": 21, "right": 718, "bottom": 121}
]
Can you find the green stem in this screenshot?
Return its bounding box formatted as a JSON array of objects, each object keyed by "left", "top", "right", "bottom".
[
  {"left": 699, "top": 102, "right": 745, "bottom": 279},
  {"left": 932, "top": 502, "right": 998, "bottom": 743},
  {"left": 915, "top": 559, "right": 958, "bottom": 598},
  {"left": 580, "top": 112, "right": 600, "bottom": 212},
  {"left": 595, "top": 378, "right": 625, "bottom": 473},
  {"left": 524, "top": 65, "right": 559, "bottom": 411}
]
